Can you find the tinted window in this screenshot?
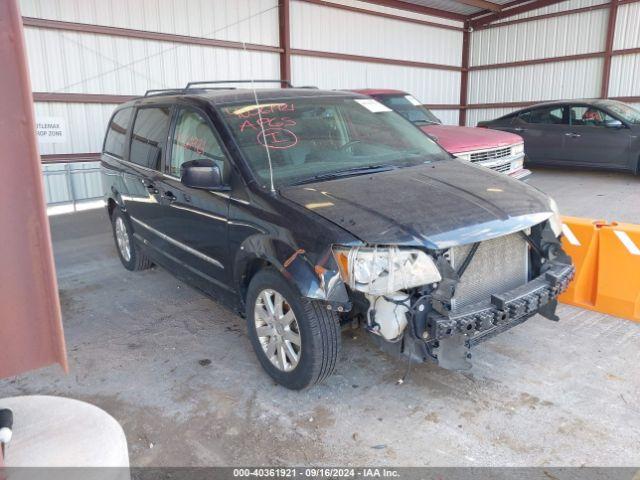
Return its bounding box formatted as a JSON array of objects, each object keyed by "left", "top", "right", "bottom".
[
  {"left": 130, "top": 107, "right": 171, "bottom": 170},
  {"left": 375, "top": 95, "right": 441, "bottom": 125},
  {"left": 570, "top": 106, "right": 617, "bottom": 127},
  {"left": 169, "top": 109, "right": 228, "bottom": 179},
  {"left": 104, "top": 107, "right": 133, "bottom": 158},
  {"left": 520, "top": 106, "right": 566, "bottom": 124}
]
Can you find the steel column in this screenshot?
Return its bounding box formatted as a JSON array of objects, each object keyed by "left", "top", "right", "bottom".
[
  {"left": 279, "top": 0, "right": 291, "bottom": 85},
  {"left": 601, "top": 0, "right": 620, "bottom": 98},
  {"left": 0, "top": 0, "right": 67, "bottom": 379},
  {"left": 459, "top": 21, "right": 471, "bottom": 126}
]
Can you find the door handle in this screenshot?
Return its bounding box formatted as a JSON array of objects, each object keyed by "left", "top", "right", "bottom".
[
  {"left": 565, "top": 133, "right": 581, "bottom": 138},
  {"left": 141, "top": 179, "right": 158, "bottom": 194},
  {"left": 161, "top": 190, "right": 176, "bottom": 203}
]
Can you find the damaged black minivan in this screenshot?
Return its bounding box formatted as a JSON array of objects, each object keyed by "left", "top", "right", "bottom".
[{"left": 101, "top": 83, "right": 574, "bottom": 389}]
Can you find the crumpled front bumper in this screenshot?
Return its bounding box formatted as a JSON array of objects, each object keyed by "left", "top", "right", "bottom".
[{"left": 429, "top": 263, "right": 575, "bottom": 347}]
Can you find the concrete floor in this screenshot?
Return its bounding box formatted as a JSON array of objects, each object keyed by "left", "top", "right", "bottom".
[
  {"left": 1, "top": 168, "right": 639, "bottom": 466},
  {"left": 528, "top": 167, "right": 640, "bottom": 223}
]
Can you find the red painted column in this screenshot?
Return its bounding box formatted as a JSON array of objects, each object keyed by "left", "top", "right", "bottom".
[
  {"left": 279, "top": 0, "right": 292, "bottom": 85},
  {"left": 601, "top": 0, "right": 619, "bottom": 98},
  {"left": 0, "top": 0, "right": 67, "bottom": 379},
  {"left": 459, "top": 21, "right": 471, "bottom": 126}
]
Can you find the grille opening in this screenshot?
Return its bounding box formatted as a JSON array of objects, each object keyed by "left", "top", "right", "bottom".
[
  {"left": 449, "top": 231, "right": 529, "bottom": 312},
  {"left": 493, "top": 163, "right": 512, "bottom": 173},
  {"left": 470, "top": 146, "right": 512, "bottom": 163}
]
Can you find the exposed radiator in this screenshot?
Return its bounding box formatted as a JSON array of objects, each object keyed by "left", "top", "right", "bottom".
[{"left": 449, "top": 231, "right": 529, "bottom": 312}]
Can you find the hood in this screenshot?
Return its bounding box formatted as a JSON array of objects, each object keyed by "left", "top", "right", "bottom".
[
  {"left": 421, "top": 125, "right": 523, "bottom": 154},
  {"left": 280, "top": 160, "right": 553, "bottom": 249}
]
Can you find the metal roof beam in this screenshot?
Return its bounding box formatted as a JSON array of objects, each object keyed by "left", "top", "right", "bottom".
[
  {"left": 359, "top": 0, "right": 468, "bottom": 21},
  {"left": 469, "top": 0, "right": 566, "bottom": 27},
  {"left": 466, "top": 0, "right": 531, "bottom": 20},
  {"left": 455, "top": 0, "right": 503, "bottom": 12}
]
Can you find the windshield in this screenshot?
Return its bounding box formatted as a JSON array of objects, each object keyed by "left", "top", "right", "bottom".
[
  {"left": 374, "top": 95, "right": 442, "bottom": 125},
  {"left": 602, "top": 101, "right": 640, "bottom": 125},
  {"left": 220, "top": 96, "right": 449, "bottom": 187}
]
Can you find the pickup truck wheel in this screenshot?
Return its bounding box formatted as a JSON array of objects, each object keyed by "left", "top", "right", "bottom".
[
  {"left": 246, "top": 269, "right": 341, "bottom": 389},
  {"left": 111, "top": 209, "right": 152, "bottom": 271}
]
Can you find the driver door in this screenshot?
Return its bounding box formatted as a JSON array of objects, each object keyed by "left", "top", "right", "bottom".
[
  {"left": 562, "top": 105, "right": 631, "bottom": 169},
  {"left": 156, "top": 106, "right": 232, "bottom": 292}
]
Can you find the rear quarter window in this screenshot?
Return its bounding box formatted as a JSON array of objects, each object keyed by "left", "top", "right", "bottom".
[{"left": 103, "top": 107, "right": 133, "bottom": 158}]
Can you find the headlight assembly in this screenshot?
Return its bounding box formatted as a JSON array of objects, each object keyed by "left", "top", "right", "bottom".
[
  {"left": 548, "top": 197, "right": 562, "bottom": 237},
  {"left": 332, "top": 246, "right": 441, "bottom": 295},
  {"left": 511, "top": 143, "right": 525, "bottom": 156}
]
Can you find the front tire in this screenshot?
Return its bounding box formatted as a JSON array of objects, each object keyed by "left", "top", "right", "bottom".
[
  {"left": 111, "top": 208, "right": 153, "bottom": 271},
  {"left": 246, "top": 269, "right": 341, "bottom": 389}
]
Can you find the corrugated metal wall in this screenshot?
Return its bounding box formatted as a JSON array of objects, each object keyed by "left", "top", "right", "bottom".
[
  {"left": 610, "top": 1, "right": 640, "bottom": 98},
  {"left": 20, "top": 0, "right": 279, "bottom": 45},
  {"left": 23, "top": 0, "right": 282, "bottom": 156},
  {"left": 290, "top": 56, "right": 461, "bottom": 109},
  {"left": 471, "top": 9, "right": 608, "bottom": 66},
  {"left": 466, "top": 107, "right": 521, "bottom": 129},
  {"left": 35, "top": 102, "right": 117, "bottom": 156},
  {"left": 42, "top": 161, "right": 102, "bottom": 206},
  {"left": 22, "top": 0, "right": 282, "bottom": 207},
  {"left": 614, "top": 1, "right": 640, "bottom": 49},
  {"left": 291, "top": 1, "right": 462, "bottom": 65},
  {"left": 25, "top": 27, "right": 281, "bottom": 97},
  {"left": 466, "top": 0, "right": 617, "bottom": 125},
  {"left": 469, "top": 58, "right": 604, "bottom": 104},
  {"left": 289, "top": 0, "right": 463, "bottom": 124}
]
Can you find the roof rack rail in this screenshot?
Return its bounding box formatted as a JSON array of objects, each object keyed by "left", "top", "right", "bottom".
[
  {"left": 143, "top": 87, "right": 239, "bottom": 97},
  {"left": 143, "top": 80, "right": 309, "bottom": 98},
  {"left": 185, "top": 79, "right": 294, "bottom": 89},
  {"left": 143, "top": 88, "right": 185, "bottom": 97}
]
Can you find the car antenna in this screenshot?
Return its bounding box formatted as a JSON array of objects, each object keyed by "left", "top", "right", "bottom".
[{"left": 242, "top": 42, "right": 276, "bottom": 194}]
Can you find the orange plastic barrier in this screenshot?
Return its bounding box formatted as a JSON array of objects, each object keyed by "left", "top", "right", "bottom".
[
  {"left": 596, "top": 222, "right": 640, "bottom": 321},
  {"left": 559, "top": 217, "right": 640, "bottom": 322},
  {"left": 558, "top": 216, "right": 602, "bottom": 307}
]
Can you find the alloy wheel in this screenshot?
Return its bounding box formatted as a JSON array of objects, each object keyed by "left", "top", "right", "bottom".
[
  {"left": 115, "top": 216, "right": 131, "bottom": 262},
  {"left": 254, "top": 289, "right": 302, "bottom": 372}
]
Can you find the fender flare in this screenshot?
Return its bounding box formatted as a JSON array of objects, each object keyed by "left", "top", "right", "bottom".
[{"left": 233, "top": 234, "right": 351, "bottom": 311}]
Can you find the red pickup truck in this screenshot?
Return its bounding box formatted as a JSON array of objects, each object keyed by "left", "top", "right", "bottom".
[{"left": 353, "top": 90, "right": 531, "bottom": 180}]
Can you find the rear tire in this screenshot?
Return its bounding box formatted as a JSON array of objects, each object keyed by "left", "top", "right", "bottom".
[
  {"left": 246, "top": 269, "right": 341, "bottom": 389},
  {"left": 111, "top": 208, "right": 153, "bottom": 271}
]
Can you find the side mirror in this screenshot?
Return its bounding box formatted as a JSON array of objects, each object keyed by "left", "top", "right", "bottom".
[
  {"left": 605, "top": 119, "right": 625, "bottom": 129},
  {"left": 180, "top": 159, "right": 228, "bottom": 191}
]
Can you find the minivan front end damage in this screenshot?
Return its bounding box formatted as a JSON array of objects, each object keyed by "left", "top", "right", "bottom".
[{"left": 333, "top": 219, "right": 575, "bottom": 370}]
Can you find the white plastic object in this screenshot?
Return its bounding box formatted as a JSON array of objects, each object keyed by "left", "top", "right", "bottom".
[{"left": 367, "top": 293, "right": 410, "bottom": 341}]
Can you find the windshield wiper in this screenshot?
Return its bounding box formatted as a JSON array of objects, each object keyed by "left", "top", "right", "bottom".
[
  {"left": 413, "top": 120, "right": 440, "bottom": 126},
  {"left": 291, "top": 164, "right": 397, "bottom": 185}
]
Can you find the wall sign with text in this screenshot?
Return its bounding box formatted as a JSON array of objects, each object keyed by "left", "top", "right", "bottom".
[{"left": 36, "top": 117, "right": 66, "bottom": 144}]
